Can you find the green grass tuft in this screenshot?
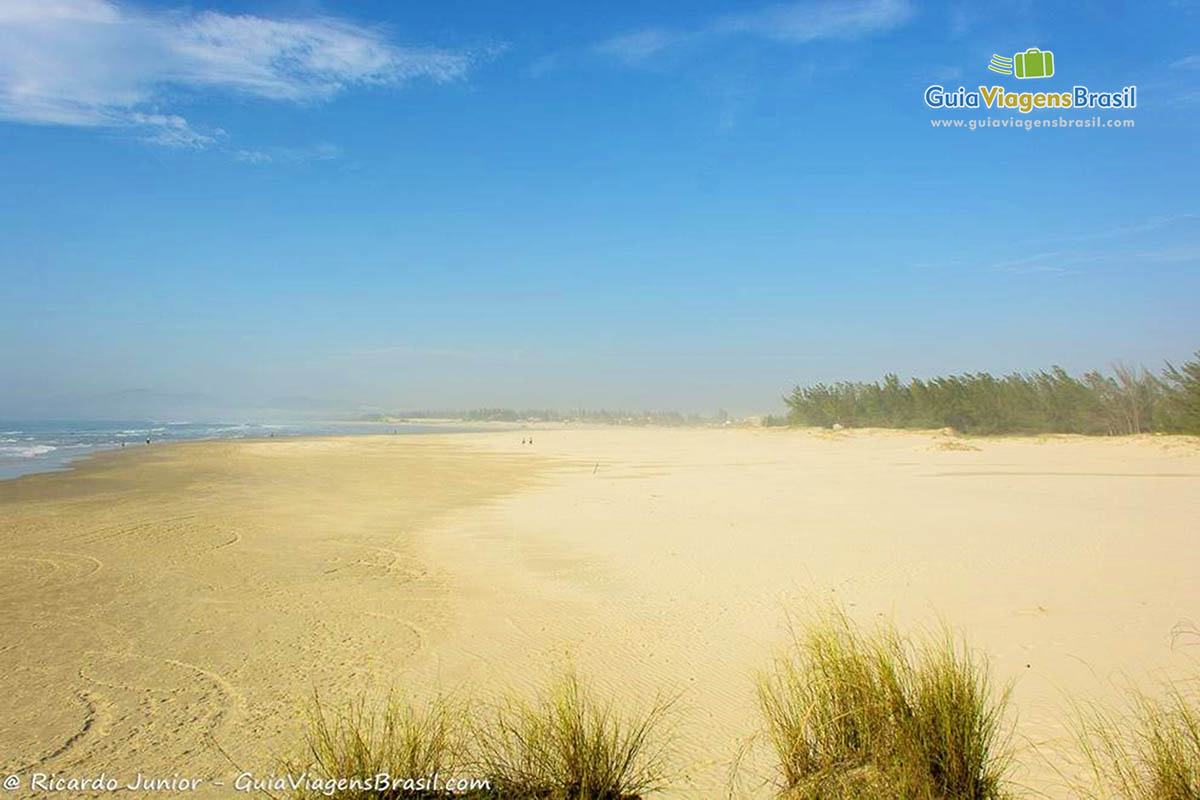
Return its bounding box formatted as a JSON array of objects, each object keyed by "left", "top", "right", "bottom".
[
  {"left": 284, "top": 689, "right": 470, "bottom": 799},
  {"left": 474, "top": 671, "right": 675, "bottom": 799},
  {"left": 1072, "top": 675, "right": 1200, "bottom": 799},
  {"left": 755, "top": 604, "right": 1012, "bottom": 799},
  {"left": 282, "top": 673, "right": 674, "bottom": 799}
]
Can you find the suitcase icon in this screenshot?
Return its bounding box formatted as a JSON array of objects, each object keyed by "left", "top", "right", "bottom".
[{"left": 1014, "top": 48, "right": 1054, "bottom": 79}]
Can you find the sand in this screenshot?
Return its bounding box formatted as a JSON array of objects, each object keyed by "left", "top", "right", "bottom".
[{"left": 1, "top": 428, "right": 1198, "bottom": 798}]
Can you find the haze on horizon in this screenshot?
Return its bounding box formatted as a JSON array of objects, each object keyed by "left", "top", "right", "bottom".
[{"left": 1, "top": 0, "right": 1197, "bottom": 420}]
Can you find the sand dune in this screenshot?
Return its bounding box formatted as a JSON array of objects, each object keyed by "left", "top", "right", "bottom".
[{"left": 1, "top": 428, "right": 1198, "bottom": 797}]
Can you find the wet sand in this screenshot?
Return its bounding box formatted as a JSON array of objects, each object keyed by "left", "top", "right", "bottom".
[{"left": 1, "top": 428, "right": 1198, "bottom": 797}]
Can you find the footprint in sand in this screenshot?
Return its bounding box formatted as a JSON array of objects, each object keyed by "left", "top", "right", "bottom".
[
  {"left": 79, "top": 651, "right": 248, "bottom": 740},
  {"left": 0, "top": 552, "right": 102, "bottom": 591},
  {"left": 0, "top": 688, "right": 116, "bottom": 775},
  {"left": 323, "top": 542, "right": 428, "bottom": 583},
  {"left": 360, "top": 611, "right": 426, "bottom": 658}
]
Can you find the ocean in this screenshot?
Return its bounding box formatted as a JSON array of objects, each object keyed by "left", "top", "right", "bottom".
[{"left": 0, "top": 420, "right": 455, "bottom": 481}]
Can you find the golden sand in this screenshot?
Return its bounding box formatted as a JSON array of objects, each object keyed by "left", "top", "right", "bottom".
[
  {"left": 1, "top": 428, "right": 1198, "bottom": 797},
  {"left": 0, "top": 437, "right": 539, "bottom": 795}
]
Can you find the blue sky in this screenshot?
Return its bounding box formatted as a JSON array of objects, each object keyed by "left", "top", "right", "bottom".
[{"left": 1, "top": 0, "right": 1197, "bottom": 418}]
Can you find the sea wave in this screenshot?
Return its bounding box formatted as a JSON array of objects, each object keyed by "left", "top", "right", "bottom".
[{"left": 0, "top": 444, "right": 57, "bottom": 458}]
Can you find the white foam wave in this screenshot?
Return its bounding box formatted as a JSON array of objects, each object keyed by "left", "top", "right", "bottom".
[{"left": 0, "top": 444, "right": 57, "bottom": 458}]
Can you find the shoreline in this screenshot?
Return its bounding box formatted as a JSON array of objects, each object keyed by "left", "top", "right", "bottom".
[{"left": 0, "top": 419, "right": 539, "bottom": 483}]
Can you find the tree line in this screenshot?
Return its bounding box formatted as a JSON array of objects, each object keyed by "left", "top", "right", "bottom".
[{"left": 774, "top": 350, "right": 1200, "bottom": 435}]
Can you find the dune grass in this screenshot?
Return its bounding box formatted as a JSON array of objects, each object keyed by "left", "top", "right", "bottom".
[
  {"left": 283, "top": 689, "right": 471, "bottom": 799},
  {"left": 754, "top": 605, "right": 1012, "bottom": 799},
  {"left": 474, "top": 671, "right": 675, "bottom": 799},
  {"left": 1071, "top": 675, "right": 1200, "bottom": 799},
  {"left": 278, "top": 609, "right": 1200, "bottom": 799},
  {"left": 283, "top": 672, "right": 674, "bottom": 799}
]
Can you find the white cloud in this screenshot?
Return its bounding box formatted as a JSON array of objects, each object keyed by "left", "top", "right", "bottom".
[
  {"left": 714, "top": 0, "right": 914, "bottom": 43},
  {"left": 233, "top": 142, "right": 343, "bottom": 165},
  {"left": 989, "top": 251, "right": 1082, "bottom": 275},
  {"left": 129, "top": 112, "right": 223, "bottom": 148},
  {"left": 595, "top": 0, "right": 913, "bottom": 64},
  {"left": 0, "top": 0, "right": 476, "bottom": 145},
  {"left": 594, "top": 29, "right": 687, "bottom": 64}
]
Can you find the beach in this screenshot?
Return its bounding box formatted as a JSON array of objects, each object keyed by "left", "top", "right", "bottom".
[{"left": 1, "top": 428, "right": 1198, "bottom": 797}]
